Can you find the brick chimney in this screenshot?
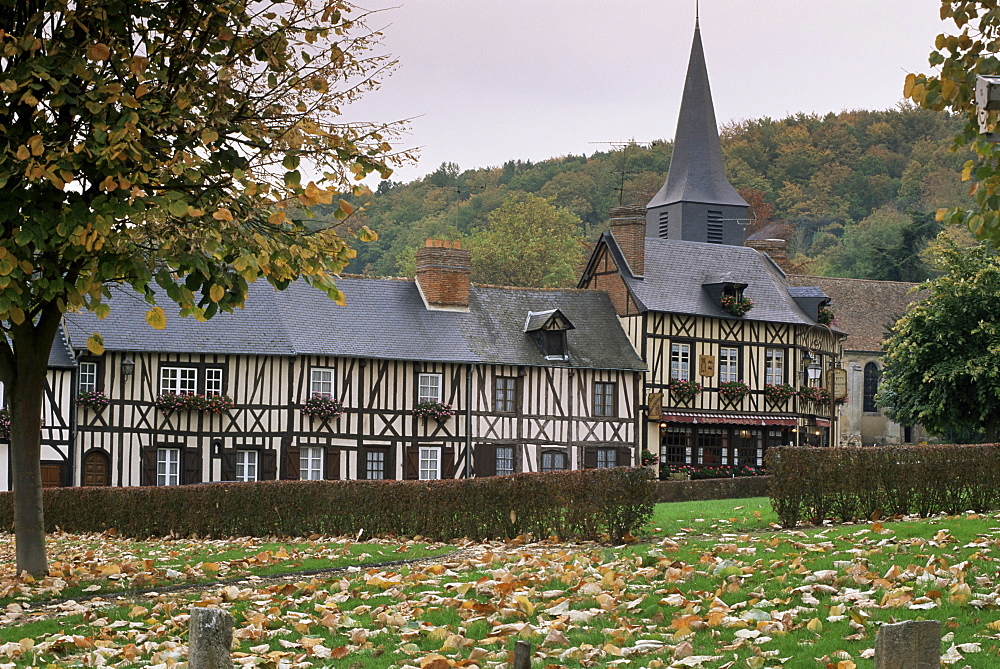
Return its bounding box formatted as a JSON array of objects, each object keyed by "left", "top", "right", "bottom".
[
  {"left": 415, "top": 239, "right": 472, "bottom": 311},
  {"left": 745, "top": 238, "right": 791, "bottom": 271},
  {"left": 609, "top": 205, "right": 646, "bottom": 277}
]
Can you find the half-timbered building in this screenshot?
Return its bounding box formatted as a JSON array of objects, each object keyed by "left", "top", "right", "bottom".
[
  {"left": 51, "top": 241, "right": 644, "bottom": 489},
  {"left": 579, "top": 20, "right": 845, "bottom": 476}
]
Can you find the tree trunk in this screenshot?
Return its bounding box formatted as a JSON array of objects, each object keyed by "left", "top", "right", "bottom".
[
  {"left": 986, "top": 416, "right": 999, "bottom": 444},
  {"left": 3, "top": 315, "right": 61, "bottom": 576}
]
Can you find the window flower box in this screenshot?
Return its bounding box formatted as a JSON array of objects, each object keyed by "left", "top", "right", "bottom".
[
  {"left": 721, "top": 294, "right": 754, "bottom": 317},
  {"left": 667, "top": 379, "right": 703, "bottom": 403},
  {"left": 414, "top": 401, "right": 454, "bottom": 421},
  {"left": 0, "top": 408, "right": 8, "bottom": 440},
  {"left": 798, "top": 386, "right": 832, "bottom": 404},
  {"left": 302, "top": 394, "right": 344, "bottom": 421},
  {"left": 77, "top": 390, "right": 109, "bottom": 411},
  {"left": 154, "top": 393, "right": 234, "bottom": 414},
  {"left": 718, "top": 381, "right": 750, "bottom": 404},
  {"left": 817, "top": 305, "right": 835, "bottom": 326},
  {"left": 763, "top": 383, "right": 796, "bottom": 404},
  {"left": 641, "top": 450, "right": 659, "bottom": 466}
]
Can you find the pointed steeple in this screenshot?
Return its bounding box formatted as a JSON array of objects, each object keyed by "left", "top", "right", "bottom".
[{"left": 645, "top": 21, "right": 749, "bottom": 245}]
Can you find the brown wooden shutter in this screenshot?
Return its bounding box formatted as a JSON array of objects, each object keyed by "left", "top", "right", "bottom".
[
  {"left": 385, "top": 446, "right": 397, "bottom": 480},
  {"left": 219, "top": 441, "right": 236, "bottom": 481},
  {"left": 474, "top": 444, "right": 495, "bottom": 478},
  {"left": 404, "top": 446, "right": 419, "bottom": 480},
  {"left": 260, "top": 449, "right": 277, "bottom": 480},
  {"left": 617, "top": 446, "right": 633, "bottom": 467},
  {"left": 140, "top": 446, "right": 156, "bottom": 486},
  {"left": 182, "top": 447, "right": 202, "bottom": 484},
  {"left": 281, "top": 438, "right": 299, "bottom": 480},
  {"left": 325, "top": 447, "right": 341, "bottom": 480},
  {"left": 442, "top": 445, "right": 457, "bottom": 479},
  {"left": 583, "top": 446, "right": 597, "bottom": 470}
]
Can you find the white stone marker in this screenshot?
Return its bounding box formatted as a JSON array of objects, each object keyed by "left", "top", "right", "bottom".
[{"left": 874, "top": 619, "right": 940, "bottom": 669}]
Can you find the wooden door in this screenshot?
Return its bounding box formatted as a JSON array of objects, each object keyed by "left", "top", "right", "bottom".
[
  {"left": 82, "top": 451, "right": 110, "bottom": 486},
  {"left": 40, "top": 464, "right": 62, "bottom": 488}
]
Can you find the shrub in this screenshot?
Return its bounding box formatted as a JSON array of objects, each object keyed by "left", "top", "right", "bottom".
[
  {"left": 301, "top": 394, "right": 344, "bottom": 421},
  {"left": 0, "top": 467, "right": 657, "bottom": 543},
  {"left": 640, "top": 450, "right": 659, "bottom": 466},
  {"left": 767, "top": 444, "right": 1000, "bottom": 527}
]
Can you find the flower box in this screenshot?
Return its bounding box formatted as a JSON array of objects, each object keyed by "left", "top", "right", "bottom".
[
  {"left": 667, "top": 379, "right": 703, "bottom": 403},
  {"left": 302, "top": 394, "right": 344, "bottom": 421},
  {"left": 414, "top": 401, "right": 454, "bottom": 421},
  {"left": 640, "top": 450, "right": 659, "bottom": 466},
  {"left": 798, "top": 386, "right": 832, "bottom": 404},
  {"left": 77, "top": 390, "right": 109, "bottom": 411},
  {"left": 154, "top": 393, "right": 234, "bottom": 414},
  {"left": 817, "top": 305, "right": 835, "bottom": 326},
  {"left": 0, "top": 408, "right": 8, "bottom": 440},
  {"left": 721, "top": 294, "right": 754, "bottom": 317},
  {"left": 763, "top": 383, "right": 796, "bottom": 404},
  {"left": 718, "top": 381, "right": 750, "bottom": 403}
]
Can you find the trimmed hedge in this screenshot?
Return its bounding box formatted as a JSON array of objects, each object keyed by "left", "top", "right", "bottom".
[
  {"left": 767, "top": 444, "right": 1000, "bottom": 527},
  {"left": 655, "top": 476, "right": 771, "bottom": 503},
  {"left": 0, "top": 467, "right": 656, "bottom": 543}
]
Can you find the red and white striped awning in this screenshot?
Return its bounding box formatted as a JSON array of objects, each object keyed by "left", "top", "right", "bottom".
[{"left": 656, "top": 412, "right": 798, "bottom": 427}]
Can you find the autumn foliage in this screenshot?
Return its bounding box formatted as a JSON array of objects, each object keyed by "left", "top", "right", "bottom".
[
  {"left": 0, "top": 467, "right": 656, "bottom": 543},
  {"left": 767, "top": 444, "right": 1000, "bottom": 527}
]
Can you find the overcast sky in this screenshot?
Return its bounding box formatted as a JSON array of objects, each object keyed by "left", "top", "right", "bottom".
[{"left": 345, "top": 1, "right": 948, "bottom": 184}]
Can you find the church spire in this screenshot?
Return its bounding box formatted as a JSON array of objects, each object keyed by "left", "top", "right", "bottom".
[{"left": 645, "top": 20, "right": 749, "bottom": 245}]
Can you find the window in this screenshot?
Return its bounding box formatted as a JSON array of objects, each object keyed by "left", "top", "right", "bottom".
[
  {"left": 734, "top": 429, "right": 760, "bottom": 467},
  {"left": 205, "top": 368, "right": 224, "bottom": 397},
  {"left": 863, "top": 362, "right": 880, "bottom": 413},
  {"left": 596, "top": 448, "right": 617, "bottom": 468},
  {"left": 300, "top": 446, "right": 324, "bottom": 480},
  {"left": 660, "top": 426, "right": 692, "bottom": 465},
  {"left": 236, "top": 450, "right": 258, "bottom": 482},
  {"left": 156, "top": 448, "right": 180, "bottom": 486},
  {"left": 419, "top": 447, "right": 440, "bottom": 480},
  {"left": 541, "top": 450, "right": 566, "bottom": 472},
  {"left": 418, "top": 373, "right": 443, "bottom": 403},
  {"left": 698, "top": 428, "right": 726, "bottom": 465},
  {"left": 160, "top": 367, "right": 197, "bottom": 395},
  {"left": 366, "top": 450, "right": 386, "bottom": 480},
  {"left": 78, "top": 361, "right": 99, "bottom": 393},
  {"left": 541, "top": 330, "right": 567, "bottom": 359},
  {"left": 494, "top": 377, "right": 518, "bottom": 413},
  {"left": 765, "top": 348, "right": 785, "bottom": 386},
  {"left": 496, "top": 445, "right": 515, "bottom": 476},
  {"left": 670, "top": 343, "right": 691, "bottom": 381},
  {"left": 719, "top": 348, "right": 739, "bottom": 383},
  {"left": 310, "top": 368, "right": 335, "bottom": 398},
  {"left": 593, "top": 381, "right": 616, "bottom": 417}
]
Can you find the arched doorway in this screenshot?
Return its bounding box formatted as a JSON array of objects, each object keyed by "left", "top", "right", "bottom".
[{"left": 82, "top": 450, "right": 110, "bottom": 486}]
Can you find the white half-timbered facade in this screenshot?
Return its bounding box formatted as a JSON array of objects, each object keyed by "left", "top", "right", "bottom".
[{"left": 53, "top": 252, "right": 644, "bottom": 489}]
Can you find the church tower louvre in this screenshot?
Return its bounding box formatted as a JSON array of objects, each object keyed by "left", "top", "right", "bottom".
[{"left": 645, "top": 18, "right": 750, "bottom": 245}]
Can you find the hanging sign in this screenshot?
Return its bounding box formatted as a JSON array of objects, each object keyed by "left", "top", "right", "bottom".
[
  {"left": 698, "top": 355, "right": 715, "bottom": 378},
  {"left": 646, "top": 392, "right": 663, "bottom": 420},
  {"left": 827, "top": 367, "right": 848, "bottom": 400}
]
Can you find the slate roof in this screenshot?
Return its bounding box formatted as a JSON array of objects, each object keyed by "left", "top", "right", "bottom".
[
  {"left": 785, "top": 275, "right": 923, "bottom": 352},
  {"left": 62, "top": 278, "right": 645, "bottom": 372},
  {"left": 610, "top": 235, "right": 835, "bottom": 327},
  {"left": 48, "top": 326, "right": 77, "bottom": 369},
  {"left": 646, "top": 22, "right": 747, "bottom": 210}
]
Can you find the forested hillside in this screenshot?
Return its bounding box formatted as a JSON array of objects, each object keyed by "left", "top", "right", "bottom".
[{"left": 322, "top": 105, "right": 970, "bottom": 284}]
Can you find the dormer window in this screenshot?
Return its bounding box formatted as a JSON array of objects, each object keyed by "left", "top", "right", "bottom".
[{"left": 524, "top": 309, "right": 575, "bottom": 361}]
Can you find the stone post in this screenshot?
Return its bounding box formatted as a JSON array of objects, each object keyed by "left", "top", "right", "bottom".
[
  {"left": 874, "top": 620, "right": 940, "bottom": 669},
  {"left": 511, "top": 640, "right": 532, "bottom": 669},
  {"left": 189, "top": 607, "right": 234, "bottom": 669}
]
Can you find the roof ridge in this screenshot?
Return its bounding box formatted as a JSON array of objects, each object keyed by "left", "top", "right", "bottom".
[{"left": 787, "top": 274, "right": 920, "bottom": 288}]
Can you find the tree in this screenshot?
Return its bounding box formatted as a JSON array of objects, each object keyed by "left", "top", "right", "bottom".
[
  {"left": 0, "top": 0, "right": 404, "bottom": 575},
  {"left": 877, "top": 238, "right": 1000, "bottom": 442},
  {"left": 905, "top": 2, "right": 1000, "bottom": 243},
  {"left": 467, "top": 194, "right": 585, "bottom": 288}
]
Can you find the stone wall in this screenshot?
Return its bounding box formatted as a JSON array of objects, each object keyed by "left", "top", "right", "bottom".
[{"left": 654, "top": 475, "right": 771, "bottom": 503}]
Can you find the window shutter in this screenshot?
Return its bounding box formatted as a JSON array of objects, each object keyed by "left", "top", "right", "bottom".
[
  {"left": 260, "top": 449, "right": 277, "bottom": 480},
  {"left": 325, "top": 447, "right": 341, "bottom": 480},
  {"left": 281, "top": 440, "right": 300, "bottom": 480},
  {"left": 474, "top": 444, "right": 495, "bottom": 477},
  {"left": 513, "top": 444, "right": 523, "bottom": 474},
  {"left": 140, "top": 446, "right": 156, "bottom": 486},
  {"left": 220, "top": 447, "right": 236, "bottom": 481},
  {"left": 583, "top": 447, "right": 597, "bottom": 470},
  {"left": 385, "top": 446, "right": 397, "bottom": 480},
  {"left": 404, "top": 446, "right": 419, "bottom": 480},
  {"left": 442, "top": 445, "right": 457, "bottom": 479},
  {"left": 182, "top": 448, "right": 202, "bottom": 485},
  {"left": 617, "top": 446, "right": 633, "bottom": 467}
]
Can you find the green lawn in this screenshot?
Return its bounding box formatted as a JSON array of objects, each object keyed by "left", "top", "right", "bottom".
[{"left": 646, "top": 496, "right": 778, "bottom": 535}]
